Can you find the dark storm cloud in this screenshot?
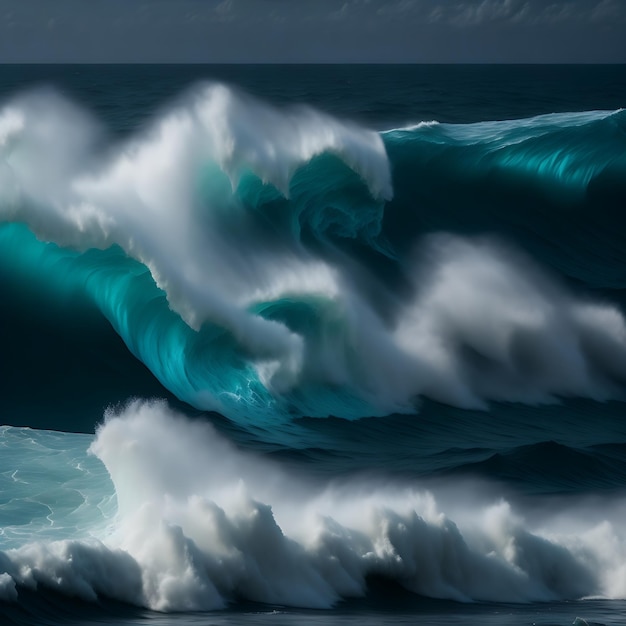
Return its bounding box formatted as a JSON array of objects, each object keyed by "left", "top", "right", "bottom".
[
  {"left": 424, "top": 0, "right": 626, "bottom": 26},
  {"left": 0, "top": 0, "right": 624, "bottom": 62}
]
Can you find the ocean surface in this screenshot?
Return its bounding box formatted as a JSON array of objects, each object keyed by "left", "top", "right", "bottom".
[{"left": 1, "top": 64, "right": 626, "bottom": 625}]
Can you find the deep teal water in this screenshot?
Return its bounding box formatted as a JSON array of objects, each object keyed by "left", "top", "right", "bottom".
[{"left": 1, "top": 65, "right": 626, "bottom": 625}]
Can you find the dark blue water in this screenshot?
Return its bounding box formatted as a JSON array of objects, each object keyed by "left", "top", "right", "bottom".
[{"left": 1, "top": 64, "right": 626, "bottom": 625}]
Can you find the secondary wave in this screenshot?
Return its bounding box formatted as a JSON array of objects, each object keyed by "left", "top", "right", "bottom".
[
  {"left": 1, "top": 85, "right": 626, "bottom": 434},
  {"left": 2, "top": 401, "right": 626, "bottom": 611}
]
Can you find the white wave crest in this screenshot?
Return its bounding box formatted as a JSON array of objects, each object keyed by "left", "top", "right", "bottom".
[{"left": 0, "top": 85, "right": 391, "bottom": 397}]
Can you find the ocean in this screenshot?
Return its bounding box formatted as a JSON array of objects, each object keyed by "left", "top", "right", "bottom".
[{"left": 1, "top": 64, "right": 626, "bottom": 626}]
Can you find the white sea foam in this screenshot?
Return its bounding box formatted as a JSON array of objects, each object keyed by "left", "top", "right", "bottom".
[
  {"left": 1, "top": 401, "right": 626, "bottom": 610},
  {"left": 393, "top": 235, "right": 626, "bottom": 409}
]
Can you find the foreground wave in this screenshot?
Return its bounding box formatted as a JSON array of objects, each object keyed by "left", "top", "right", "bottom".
[
  {"left": 1, "top": 85, "right": 626, "bottom": 436},
  {"left": 2, "top": 400, "right": 626, "bottom": 611}
]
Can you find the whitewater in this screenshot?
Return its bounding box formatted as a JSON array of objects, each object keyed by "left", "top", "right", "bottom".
[{"left": 1, "top": 64, "right": 626, "bottom": 625}]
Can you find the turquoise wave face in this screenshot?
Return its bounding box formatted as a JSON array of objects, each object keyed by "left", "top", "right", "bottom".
[
  {"left": 383, "top": 109, "right": 626, "bottom": 287},
  {"left": 0, "top": 425, "right": 114, "bottom": 547},
  {"left": 1, "top": 88, "right": 626, "bottom": 439}
]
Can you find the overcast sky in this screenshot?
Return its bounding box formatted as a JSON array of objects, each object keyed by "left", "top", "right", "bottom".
[{"left": 1, "top": 0, "right": 624, "bottom": 63}]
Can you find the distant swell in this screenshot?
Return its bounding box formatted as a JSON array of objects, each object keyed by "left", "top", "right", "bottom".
[
  {"left": 383, "top": 109, "right": 626, "bottom": 288},
  {"left": 1, "top": 85, "right": 626, "bottom": 437}
]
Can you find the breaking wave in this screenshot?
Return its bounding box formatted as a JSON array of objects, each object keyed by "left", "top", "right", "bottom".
[
  {"left": 2, "top": 401, "right": 626, "bottom": 611},
  {"left": 1, "top": 85, "right": 626, "bottom": 437}
]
